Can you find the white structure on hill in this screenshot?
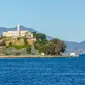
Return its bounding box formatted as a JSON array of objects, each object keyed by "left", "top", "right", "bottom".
[{"left": 3, "top": 24, "right": 33, "bottom": 38}]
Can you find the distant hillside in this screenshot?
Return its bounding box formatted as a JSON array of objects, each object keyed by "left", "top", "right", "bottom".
[
  {"left": 0, "top": 26, "right": 53, "bottom": 40},
  {"left": 65, "top": 41, "right": 85, "bottom": 49},
  {"left": 0, "top": 27, "right": 8, "bottom": 35}
]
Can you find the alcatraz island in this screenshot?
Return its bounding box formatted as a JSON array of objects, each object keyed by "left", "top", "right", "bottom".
[{"left": 0, "top": 24, "right": 66, "bottom": 57}]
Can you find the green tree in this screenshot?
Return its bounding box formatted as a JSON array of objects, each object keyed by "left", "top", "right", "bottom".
[
  {"left": 33, "top": 32, "right": 48, "bottom": 44},
  {"left": 9, "top": 42, "right": 12, "bottom": 47},
  {"left": 34, "top": 33, "right": 48, "bottom": 53},
  {"left": 24, "top": 38, "right": 28, "bottom": 45},
  {"left": 26, "top": 45, "right": 31, "bottom": 54},
  {"left": 32, "top": 32, "right": 37, "bottom": 38},
  {"left": 36, "top": 33, "right": 47, "bottom": 41},
  {"left": 43, "top": 39, "right": 66, "bottom": 55}
]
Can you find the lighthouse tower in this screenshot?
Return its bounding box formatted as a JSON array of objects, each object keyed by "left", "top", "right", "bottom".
[{"left": 17, "top": 24, "right": 20, "bottom": 36}]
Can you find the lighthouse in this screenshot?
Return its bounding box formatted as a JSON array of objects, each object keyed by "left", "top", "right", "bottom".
[{"left": 17, "top": 24, "right": 20, "bottom": 36}]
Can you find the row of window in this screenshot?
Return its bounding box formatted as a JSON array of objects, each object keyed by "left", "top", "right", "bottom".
[{"left": 5, "top": 33, "right": 27, "bottom": 35}]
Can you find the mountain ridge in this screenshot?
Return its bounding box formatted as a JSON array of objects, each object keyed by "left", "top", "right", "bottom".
[{"left": 65, "top": 41, "right": 85, "bottom": 49}]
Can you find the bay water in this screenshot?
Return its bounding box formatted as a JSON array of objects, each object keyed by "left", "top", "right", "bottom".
[{"left": 0, "top": 55, "right": 85, "bottom": 85}]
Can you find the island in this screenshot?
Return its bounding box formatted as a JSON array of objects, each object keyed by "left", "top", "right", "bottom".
[{"left": 0, "top": 24, "right": 66, "bottom": 57}]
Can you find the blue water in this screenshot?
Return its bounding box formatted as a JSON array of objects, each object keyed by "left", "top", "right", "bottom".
[{"left": 0, "top": 55, "right": 85, "bottom": 85}]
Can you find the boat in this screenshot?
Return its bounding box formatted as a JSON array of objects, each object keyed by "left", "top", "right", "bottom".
[{"left": 69, "top": 53, "right": 79, "bottom": 57}]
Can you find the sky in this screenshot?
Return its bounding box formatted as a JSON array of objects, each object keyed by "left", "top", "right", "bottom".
[{"left": 0, "top": 0, "right": 85, "bottom": 42}]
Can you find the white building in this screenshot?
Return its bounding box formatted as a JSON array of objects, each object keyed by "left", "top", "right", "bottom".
[{"left": 3, "top": 24, "right": 33, "bottom": 38}]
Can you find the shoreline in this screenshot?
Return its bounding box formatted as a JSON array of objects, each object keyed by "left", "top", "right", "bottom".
[{"left": 0, "top": 55, "right": 69, "bottom": 58}]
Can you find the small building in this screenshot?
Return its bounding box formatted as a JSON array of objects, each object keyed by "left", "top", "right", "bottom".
[
  {"left": 3, "top": 24, "right": 33, "bottom": 38},
  {"left": 41, "top": 53, "right": 45, "bottom": 56}
]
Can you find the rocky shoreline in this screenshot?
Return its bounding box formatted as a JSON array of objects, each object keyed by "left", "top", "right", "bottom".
[{"left": 0, "top": 55, "right": 69, "bottom": 58}]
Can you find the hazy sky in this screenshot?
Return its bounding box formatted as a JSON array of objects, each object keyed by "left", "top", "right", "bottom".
[{"left": 0, "top": 0, "right": 85, "bottom": 42}]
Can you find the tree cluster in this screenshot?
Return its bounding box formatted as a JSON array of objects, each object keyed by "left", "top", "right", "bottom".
[{"left": 33, "top": 32, "right": 66, "bottom": 55}]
